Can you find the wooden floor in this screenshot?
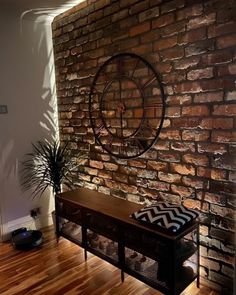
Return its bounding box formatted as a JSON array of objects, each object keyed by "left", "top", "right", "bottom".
[{"left": 0, "top": 226, "right": 219, "bottom": 295}]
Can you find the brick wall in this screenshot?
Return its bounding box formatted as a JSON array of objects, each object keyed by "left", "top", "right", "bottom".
[{"left": 52, "top": 0, "right": 236, "bottom": 293}]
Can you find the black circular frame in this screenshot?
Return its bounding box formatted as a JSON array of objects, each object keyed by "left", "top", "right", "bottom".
[{"left": 89, "top": 52, "right": 166, "bottom": 159}]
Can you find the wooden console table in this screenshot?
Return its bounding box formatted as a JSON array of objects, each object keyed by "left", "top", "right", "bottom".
[{"left": 55, "top": 188, "right": 199, "bottom": 295}]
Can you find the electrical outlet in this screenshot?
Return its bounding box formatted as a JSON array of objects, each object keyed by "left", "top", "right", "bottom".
[
  {"left": 30, "top": 207, "right": 41, "bottom": 219},
  {"left": 0, "top": 105, "right": 8, "bottom": 114}
]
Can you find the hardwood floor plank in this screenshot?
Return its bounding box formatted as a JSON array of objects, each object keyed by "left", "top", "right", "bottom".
[{"left": 0, "top": 226, "right": 219, "bottom": 295}]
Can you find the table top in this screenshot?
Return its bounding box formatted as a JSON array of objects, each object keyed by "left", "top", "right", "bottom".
[{"left": 57, "top": 188, "right": 198, "bottom": 240}]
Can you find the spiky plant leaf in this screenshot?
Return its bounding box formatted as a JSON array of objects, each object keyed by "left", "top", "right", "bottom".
[{"left": 20, "top": 140, "right": 78, "bottom": 198}]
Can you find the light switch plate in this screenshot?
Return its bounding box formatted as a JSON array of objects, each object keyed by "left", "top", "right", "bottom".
[{"left": 0, "top": 105, "right": 8, "bottom": 114}]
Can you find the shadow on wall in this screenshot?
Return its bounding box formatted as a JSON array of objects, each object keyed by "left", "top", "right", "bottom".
[{"left": 0, "top": 8, "right": 58, "bottom": 239}]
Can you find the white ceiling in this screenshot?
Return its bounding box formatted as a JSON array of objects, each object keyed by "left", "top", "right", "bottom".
[{"left": 1, "top": 0, "right": 84, "bottom": 22}]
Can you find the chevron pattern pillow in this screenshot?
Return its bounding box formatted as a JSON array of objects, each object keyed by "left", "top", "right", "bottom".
[{"left": 131, "top": 202, "right": 198, "bottom": 233}]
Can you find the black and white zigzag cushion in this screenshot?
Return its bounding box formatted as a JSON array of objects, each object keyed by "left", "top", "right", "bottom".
[{"left": 131, "top": 202, "right": 198, "bottom": 233}]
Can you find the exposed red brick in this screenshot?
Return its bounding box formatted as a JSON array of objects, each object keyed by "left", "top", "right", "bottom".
[
  {"left": 53, "top": 2, "right": 236, "bottom": 291},
  {"left": 174, "top": 81, "right": 202, "bottom": 94},
  {"left": 154, "top": 62, "right": 172, "bottom": 73},
  {"left": 150, "top": 0, "right": 162, "bottom": 7},
  {"left": 119, "top": 16, "right": 139, "bottom": 29},
  {"left": 201, "top": 51, "right": 233, "bottom": 66},
  {"left": 165, "top": 106, "right": 181, "bottom": 117},
  {"left": 104, "top": 2, "right": 120, "bottom": 16},
  {"left": 171, "top": 142, "right": 195, "bottom": 152},
  {"left": 226, "top": 90, "right": 236, "bottom": 101},
  {"left": 158, "top": 151, "right": 180, "bottom": 163},
  {"left": 140, "top": 29, "right": 160, "bottom": 44},
  {"left": 98, "top": 170, "right": 112, "bottom": 179},
  {"left": 183, "top": 199, "right": 209, "bottom": 212},
  {"left": 139, "top": 6, "right": 160, "bottom": 22},
  {"left": 229, "top": 171, "right": 236, "bottom": 182},
  {"left": 132, "top": 43, "right": 153, "bottom": 55},
  {"left": 179, "top": 27, "right": 206, "bottom": 45},
  {"left": 173, "top": 56, "right": 200, "bottom": 70},
  {"left": 128, "top": 160, "right": 146, "bottom": 168},
  {"left": 171, "top": 184, "right": 194, "bottom": 198},
  {"left": 182, "top": 176, "right": 205, "bottom": 189},
  {"left": 180, "top": 4, "right": 202, "bottom": 18},
  {"left": 210, "top": 204, "right": 234, "bottom": 218},
  {"left": 200, "top": 79, "right": 231, "bottom": 92},
  {"left": 90, "top": 160, "right": 104, "bottom": 169},
  {"left": 148, "top": 180, "right": 170, "bottom": 191},
  {"left": 53, "top": 28, "right": 62, "bottom": 38},
  {"left": 217, "top": 2, "right": 236, "bottom": 23},
  {"left": 118, "top": 37, "right": 139, "bottom": 50},
  {"left": 154, "top": 35, "right": 177, "bottom": 50},
  {"left": 197, "top": 143, "right": 227, "bottom": 154},
  {"left": 170, "top": 163, "right": 195, "bottom": 176},
  {"left": 104, "top": 162, "right": 118, "bottom": 171},
  {"left": 210, "top": 180, "right": 236, "bottom": 197},
  {"left": 113, "top": 172, "right": 128, "bottom": 183},
  {"left": 182, "top": 105, "right": 209, "bottom": 116},
  {"left": 200, "top": 225, "right": 209, "bottom": 236},
  {"left": 229, "top": 63, "right": 236, "bottom": 74},
  {"left": 155, "top": 141, "right": 170, "bottom": 151},
  {"left": 187, "top": 13, "right": 216, "bottom": 30},
  {"left": 147, "top": 161, "right": 168, "bottom": 171},
  {"left": 161, "top": 0, "right": 184, "bottom": 14},
  {"left": 158, "top": 172, "right": 182, "bottom": 183},
  {"left": 129, "top": 1, "right": 149, "bottom": 15},
  {"left": 138, "top": 187, "right": 159, "bottom": 199},
  {"left": 84, "top": 167, "right": 98, "bottom": 176},
  {"left": 62, "top": 127, "right": 74, "bottom": 133},
  {"left": 63, "top": 24, "right": 74, "bottom": 33},
  {"left": 201, "top": 257, "right": 220, "bottom": 272},
  {"left": 162, "top": 71, "right": 185, "bottom": 84},
  {"left": 213, "top": 104, "right": 236, "bottom": 116},
  {"left": 138, "top": 169, "right": 157, "bottom": 179},
  {"left": 182, "top": 130, "right": 210, "bottom": 141},
  {"left": 159, "top": 129, "right": 181, "bottom": 140},
  {"left": 94, "top": 0, "right": 110, "bottom": 10},
  {"left": 161, "top": 46, "right": 184, "bottom": 61},
  {"left": 161, "top": 20, "right": 186, "bottom": 37},
  {"left": 172, "top": 117, "right": 200, "bottom": 129},
  {"left": 129, "top": 22, "right": 150, "bottom": 37},
  {"left": 120, "top": 0, "right": 140, "bottom": 8},
  {"left": 112, "top": 9, "right": 129, "bottom": 22},
  {"left": 152, "top": 13, "right": 174, "bottom": 28},
  {"left": 194, "top": 91, "right": 223, "bottom": 103},
  {"left": 208, "top": 22, "right": 236, "bottom": 38},
  {"left": 217, "top": 34, "right": 236, "bottom": 49},
  {"left": 185, "top": 39, "right": 214, "bottom": 57},
  {"left": 159, "top": 192, "right": 181, "bottom": 204},
  {"left": 211, "top": 131, "right": 236, "bottom": 143},
  {"left": 75, "top": 16, "right": 88, "bottom": 29},
  {"left": 166, "top": 94, "right": 192, "bottom": 106},
  {"left": 104, "top": 179, "right": 120, "bottom": 190},
  {"left": 199, "top": 118, "right": 234, "bottom": 130},
  {"left": 187, "top": 67, "right": 213, "bottom": 81},
  {"left": 60, "top": 112, "right": 72, "bottom": 119},
  {"left": 183, "top": 154, "right": 209, "bottom": 166},
  {"left": 92, "top": 176, "right": 104, "bottom": 185},
  {"left": 217, "top": 65, "right": 234, "bottom": 76},
  {"left": 119, "top": 166, "right": 138, "bottom": 176}
]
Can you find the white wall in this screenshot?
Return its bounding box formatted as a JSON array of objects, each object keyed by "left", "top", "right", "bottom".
[{"left": 0, "top": 7, "right": 58, "bottom": 240}]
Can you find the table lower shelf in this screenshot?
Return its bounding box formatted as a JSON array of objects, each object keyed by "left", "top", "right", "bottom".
[
  {"left": 56, "top": 209, "right": 199, "bottom": 295},
  {"left": 58, "top": 232, "right": 197, "bottom": 295}
]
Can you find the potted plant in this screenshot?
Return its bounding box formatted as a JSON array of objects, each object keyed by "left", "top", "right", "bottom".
[
  {"left": 21, "top": 140, "right": 77, "bottom": 197},
  {"left": 20, "top": 140, "right": 79, "bottom": 227}
]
